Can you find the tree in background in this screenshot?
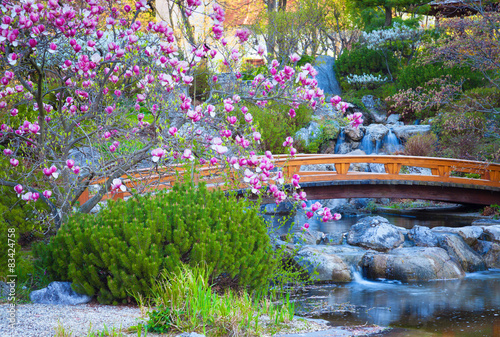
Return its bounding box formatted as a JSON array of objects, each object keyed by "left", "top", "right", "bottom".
[{"left": 348, "top": 0, "right": 431, "bottom": 28}]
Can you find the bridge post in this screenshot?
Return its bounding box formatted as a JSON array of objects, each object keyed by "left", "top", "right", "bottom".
[
  {"left": 334, "top": 163, "right": 349, "bottom": 175},
  {"left": 432, "top": 165, "right": 450, "bottom": 177},
  {"left": 384, "top": 163, "right": 401, "bottom": 175}
]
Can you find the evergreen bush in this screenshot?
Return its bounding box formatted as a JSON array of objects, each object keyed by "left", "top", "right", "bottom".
[
  {"left": 397, "top": 63, "right": 486, "bottom": 91},
  {"left": 34, "top": 181, "right": 274, "bottom": 304},
  {"left": 336, "top": 46, "right": 397, "bottom": 78}
]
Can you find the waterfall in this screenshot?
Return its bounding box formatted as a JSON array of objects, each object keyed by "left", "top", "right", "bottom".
[
  {"left": 334, "top": 129, "right": 346, "bottom": 154},
  {"left": 360, "top": 134, "right": 373, "bottom": 154},
  {"left": 382, "top": 130, "right": 402, "bottom": 153}
]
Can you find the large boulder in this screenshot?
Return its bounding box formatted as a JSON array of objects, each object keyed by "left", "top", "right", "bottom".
[
  {"left": 282, "top": 229, "right": 326, "bottom": 245},
  {"left": 30, "top": 282, "right": 92, "bottom": 305},
  {"left": 314, "top": 55, "right": 341, "bottom": 95},
  {"left": 344, "top": 126, "right": 364, "bottom": 142},
  {"left": 391, "top": 125, "right": 431, "bottom": 142},
  {"left": 294, "top": 246, "right": 352, "bottom": 282},
  {"left": 432, "top": 226, "right": 484, "bottom": 246},
  {"left": 473, "top": 240, "right": 500, "bottom": 268},
  {"left": 437, "top": 233, "right": 487, "bottom": 272},
  {"left": 408, "top": 225, "right": 439, "bottom": 247},
  {"left": 482, "top": 225, "right": 500, "bottom": 243},
  {"left": 361, "top": 247, "right": 465, "bottom": 282},
  {"left": 347, "top": 216, "right": 405, "bottom": 251},
  {"left": 365, "top": 124, "right": 389, "bottom": 141}
]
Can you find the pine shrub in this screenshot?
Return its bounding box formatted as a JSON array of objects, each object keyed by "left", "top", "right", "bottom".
[{"left": 34, "top": 181, "right": 274, "bottom": 304}]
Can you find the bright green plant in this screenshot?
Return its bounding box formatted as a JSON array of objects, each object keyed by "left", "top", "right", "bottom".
[
  {"left": 146, "top": 264, "right": 295, "bottom": 336},
  {"left": 246, "top": 102, "right": 313, "bottom": 154},
  {"left": 34, "top": 181, "right": 274, "bottom": 304}
]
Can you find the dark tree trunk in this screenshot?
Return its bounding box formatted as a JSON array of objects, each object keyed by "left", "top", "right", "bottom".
[{"left": 384, "top": 5, "right": 392, "bottom": 26}]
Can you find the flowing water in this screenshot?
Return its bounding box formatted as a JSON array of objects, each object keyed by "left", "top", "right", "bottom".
[{"left": 274, "top": 213, "right": 500, "bottom": 336}]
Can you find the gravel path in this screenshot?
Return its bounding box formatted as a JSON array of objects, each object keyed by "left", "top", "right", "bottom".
[
  {"left": 0, "top": 303, "right": 387, "bottom": 337},
  {"left": 0, "top": 303, "right": 145, "bottom": 337}
]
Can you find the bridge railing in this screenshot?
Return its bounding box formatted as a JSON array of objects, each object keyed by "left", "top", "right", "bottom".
[{"left": 77, "top": 155, "right": 500, "bottom": 204}]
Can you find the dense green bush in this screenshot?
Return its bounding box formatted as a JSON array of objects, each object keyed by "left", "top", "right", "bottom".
[
  {"left": 246, "top": 102, "right": 313, "bottom": 154},
  {"left": 34, "top": 181, "right": 274, "bottom": 304},
  {"left": 336, "top": 46, "right": 397, "bottom": 78},
  {"left": 397, "top": 63, "right": 486, "bottom": 91}
]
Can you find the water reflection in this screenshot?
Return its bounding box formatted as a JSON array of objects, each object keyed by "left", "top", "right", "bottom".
[{"left": 300, "top": 270, "right": 500, "bottom": 336}]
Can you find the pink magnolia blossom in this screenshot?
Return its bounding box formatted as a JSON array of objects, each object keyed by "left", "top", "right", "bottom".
[
  {"left": 10, "top": 158, "right": 19, "bottom": 167},
  {"left": 3, "top": 149, "right": 13, "bottom": 156},
  {"left": 290, "top": 53, "right": 301, "bottom": 63},
  {"left": 43, "top": 190, "right": 52, "bottom": 199},
  {"left": 182, "top": 149, "right": 194, "bottom": 161},
  {"left": 14, "top": 184, "right": 23, "bottom": 197},
  {"left": 151, "top": 148, "right": 165, "bottom": 162},
  {"left": 111, "top": 178, "right": 126, "bottom": 192},
  {"left": 66, "top": 159, "right": 75, "bottom": 169}
]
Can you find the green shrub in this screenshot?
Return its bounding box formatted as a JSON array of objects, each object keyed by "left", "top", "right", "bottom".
[
  {"left": 34, "top": 181, "right": 274, "bottom": 304},
  {"left": 336, "top": 46, "right": 398, "bottom": 78},
  {"left": 397, "top": 62, "right": 486, "bottom": 91},
  {"left": 247, "top": 102, "right": 313, "bottom": 154}
]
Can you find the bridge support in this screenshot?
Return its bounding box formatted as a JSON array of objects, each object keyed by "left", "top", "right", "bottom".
[{"left": 299, "top": 180, "right": 500, "bottom": 205}]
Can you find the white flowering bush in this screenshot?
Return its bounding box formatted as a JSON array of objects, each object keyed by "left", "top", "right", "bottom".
[{"left": 346, "top": 73, "right": 388, "bottom": 89}]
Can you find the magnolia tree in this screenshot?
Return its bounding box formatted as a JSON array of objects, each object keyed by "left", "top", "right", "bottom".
[{"left": 0, "top": 0, "right": 361, "bottom": 230}]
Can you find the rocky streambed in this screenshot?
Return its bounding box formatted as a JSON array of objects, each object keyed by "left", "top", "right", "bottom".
[{"left": 273, "top": 216, "right": 500, "bottom": 283}]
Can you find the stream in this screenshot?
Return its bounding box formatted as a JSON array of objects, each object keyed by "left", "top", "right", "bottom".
[{"left": 271, "top": 211, "right": 500, "bottom": 336}]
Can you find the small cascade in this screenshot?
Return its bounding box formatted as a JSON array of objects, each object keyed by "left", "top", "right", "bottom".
[
  {"left": 360, "top": 134, "right": 373, "bottom": 154},
  {"left": 382, "top": 130, "right": 402, "bottom": 153},
  {"left": 334, "top": 129, "right": 346, "bottom": 154},
  {"left": 351, "top": 269, "right": 375, "bottom": 286}
]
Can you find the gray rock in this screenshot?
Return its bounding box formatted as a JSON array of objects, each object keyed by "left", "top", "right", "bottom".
[
  {"left": 386, "top": 114, "right": 401, "bottom": 124},
  {"left": 282, "top": 229, "right": 326, "bottom": 245},
  {"left": 347, "top": 216, "right": 405, "bottom": 251},
  {"left": 344, "top": 126, "right": 364, "bottom": 141},
  {"left": 392, "top": 125, "right": 431, "bottom": 142},
  {"left": 295, "top": 121, "right": 321, "bottom": 147},
  {"left": 365, "top": 124, "right": 389, "bottom": 141},
  {"left": 482, "top": 225, "right": 500, "bottom": 243},
  {"left": 30, "top": 282, "right": 92, "bottom": 305},
  {"left": 408, "top": 225, "right": 439, "bottom": 247},
  {"left": 295, "top": 246, "right": 351, "bottom": 282},
  {"left": 362, "top": 247, "right": 465, "bottom": 282},
  {"left": 300, "top": 164, "right": 335, "bottom": 172},
  {"left": 295, "top": 245, "right": 367, "bottom": 281},
  {"left": 361, "top": 96, "right": 387, "bottom": 123},
  {"left": 322, "top": 232, "right": 345, "bottom": 245},
  {"left": 176, "top": 333, "right": 206, "bottom": 337},
  {"left": 346, "top": 149, "right": 369, "bottom": 172},
  {"left": 404, "top": 166, "right": 433, "bottom": 175},
  {"left": 1, "top": 281, "right": 11, "bottom": 299},
  {"left": 314, "top": 55, "right": 341, "bottom": 95},
  {"left": 473, "top": 240, "right": 500, "bottom": 268},
  {"left": 69, "top": 147, "right": 101, "bottom": 170},
  {"left": 434, "top": 226, "right": 484, "bottom": 246},
  {"left": 472, "top": 219, "right": 500, "bottom": 226},
  {"left": 369, "top": 163, "right": 386, "bottom": 173},
  {"left": 437, "top": 233, "right": 487, "bottom": 272}
]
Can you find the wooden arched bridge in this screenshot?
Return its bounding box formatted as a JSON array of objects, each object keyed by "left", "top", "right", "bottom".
[{"left": 78, "top": 155, "right": 500, "bottom": 206}]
